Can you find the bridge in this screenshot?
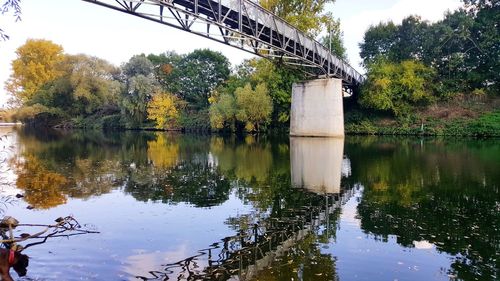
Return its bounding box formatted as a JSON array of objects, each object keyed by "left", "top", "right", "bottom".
[{"left": 83, "top": 0, "right": 364, "bottom": 137}]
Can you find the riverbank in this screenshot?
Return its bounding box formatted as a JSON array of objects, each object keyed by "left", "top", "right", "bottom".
[
  {"left": 3, "top": 96, "right": 499, "bottom": 137},
  {"left": 345, "top": 96, "right": 500, "bottom": 137}
]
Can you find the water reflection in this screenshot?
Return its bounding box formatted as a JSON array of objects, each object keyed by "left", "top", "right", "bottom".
[
  {"left": 346, "top": 137, "right": 500, "bottom": 281},
  {"left": 3, "top": 128, "right": 499, "bottom": 281},
  {"left": 134, "top": 190, "right": 351, "bottom": 280},
  {"left": 290, "top": 137, "right": 344, "bottom": 194}
]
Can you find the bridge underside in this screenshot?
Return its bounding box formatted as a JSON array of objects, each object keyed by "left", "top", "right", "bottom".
[{"left": 82, "top": 0, "right": 364, "bottom": 91}]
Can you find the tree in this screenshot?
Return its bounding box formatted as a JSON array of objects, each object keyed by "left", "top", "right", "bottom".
[
  {"left": 5, "top": 39, "right": 65, "bottom": 104},
  {"left": 359, "top": 21, "right": 399, "bottom": 66},
  {"left": 170, "top": 49, "right": 230, "bottom": 110},
  {"left": 360, "top": 58, "right": 435, "bottom": 116},
  {"left": 147, "top": 51, "right": 183, "bottom": 89},
  {"left": 20, "top": 54, "right": 121, "bottom": 120},
  {"left": 464, "top": 1, "right": 499, "bottom": 93},
  {"left": 320, "top": 20, "right": 348, "bottom": 60},
  {"left": 121, "top": 54, "right": 154, "bottom": 78},
  {"left": 250, "top": 59, "right": 304, "bottom": 125},
  {"left": 259, "top": 0, "right": 336, "bottom": 37},
  {"left": 235, "top": 83, "right": 273, "bottom": 132},
  {"left": 209, "top": 92, "right": 236, "bottom": 130},
  {"left": 120, "top": 55, "right": 158, "bottom": 127},
  {"left": 66, "top": 54, "right": 121, "bottom": 115},
  {"left": 147, "top": 92, "right": 180, "bottom": 130},
  {"left": 121, "top": 74, "right": 156, "bottom": 127},
  {"left": 359, "top": 5, "right": 499, "bottom": 95}
]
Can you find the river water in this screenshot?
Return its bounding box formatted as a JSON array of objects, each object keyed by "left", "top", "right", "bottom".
[{"left": 0, "top": 127, "right": 498, "bottom": 281}]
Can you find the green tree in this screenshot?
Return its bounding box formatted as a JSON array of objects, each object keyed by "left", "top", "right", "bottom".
[
  {"left": 21, "top": 54, "right": 121, "bottom": 120},
  {"left": 359, "top": 22, "right": 398, "bottom": 65},
  {"left": 121, "top": 75, "right": 156, "bottom": 127},
  {"left": 360, "top": 58, "right": 435, "bottom": 116},
  {"left": 122, "top": 54, "right": 154, "bottom": 77},
  {"left": 146, "top": 51, "right": 182, "bottom": 89},
  {"left": 360, "top": 4, "right": 499, "bottom": 95},
  {"left": 250, "top": 59, "right": 304, "bottom": 125},
  {"left": 6, "top": 39, "right": 65, "bottom": 104},
  {"left": 235, "top": 83, "right": 273, "bottom": 132},
  {"left": 209, "top": 92, "right": 236, "bottom": 130},
  {"left": 259, "top": 0, "right": 336, "bottom": 37},
  {"left": 320, "top": 20, "right": 348, "bottom": 60},
  {"left": 360, "top": 16, "right": 430, "bottom": 65},
  {"left": 170, "top": 49, "right": 230, "bottom": 110},
  {"left": 66, "top": 54, "right": 121, "bottom": 115},
  {"left": 463, "top": 0, "right": 499, "bottom": 93},
  {"left": 120, "top": 55, "right": 158, "bottom": 127}
]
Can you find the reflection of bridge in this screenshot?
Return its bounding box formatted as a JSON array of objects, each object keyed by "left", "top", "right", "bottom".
[
  {"left": 137, "top": 189, "right": 354, "bottom": 280},
  {"left": 137, "top": 138, "right": 351, "bottom": 279},
  {"left": 82, "top": 0, "right": 364, "bottom": 87}
]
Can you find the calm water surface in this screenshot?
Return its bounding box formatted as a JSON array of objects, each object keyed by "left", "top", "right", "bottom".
[{"left": 0, "top": 127, "right": 498, "bottom": 281}]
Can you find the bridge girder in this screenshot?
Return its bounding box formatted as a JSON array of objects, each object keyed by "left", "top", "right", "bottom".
[{"left": 82, "top": 0, "right": 365, "bottom": 89}]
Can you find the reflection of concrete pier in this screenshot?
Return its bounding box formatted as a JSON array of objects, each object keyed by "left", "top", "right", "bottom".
[{"left": 290, "top": 137, "right": 344, "bottom": 194}]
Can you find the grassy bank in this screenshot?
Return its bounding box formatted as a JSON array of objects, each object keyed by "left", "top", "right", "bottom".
[{"left": 345, "top": 97, "right": 500, "bottom": 137}]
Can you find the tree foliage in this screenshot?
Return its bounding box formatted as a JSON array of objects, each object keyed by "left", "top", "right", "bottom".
[
  {"left": 360, "top": 17, "right": 428, "bottom": 66},
  {"left": 121, "top": 75, "right": 156, "bottom": 127},
  {"left": 122, "top": 55, "right": 154, "bottom": 78},
  {"left": 119, "top": 55, "right": 158, "bottom": 127},
  {"left": 250, "top": 59, "right": 304, "bottom": 124},
  {"left": 6, "top": 39, "right": 65, "bottom": 103},
  {"left": 235, "top": 83, "right": 273, "bottom": 132},
  {"left": 209, "top": 82, "right": 273, "bottom": 132},
  {"left": 320, "top": 20, "right": 348, "bottom": 60},
  {"left": 259, "top": 0, "right": 336, "bottom": 37},
  {"left": 147, "top": 92, "right": 180, "bottom": 130},
  {"left": 360, "top": 58, "right": 435, "bottom": 116},
  {"left": 15, "top": 54, "right": 121, "bottom": 121},
  {"left": 168, "top": 49, "right": 230, "bottom": 110},
  {"left": 66, "top": 54, "right": 121, "bottom": 115},
  {"left": 209, "top": 92, "right": 236, "bottom": 130},
  {"left": 360, "top": 2, "right": 499, "bottom": 95}
]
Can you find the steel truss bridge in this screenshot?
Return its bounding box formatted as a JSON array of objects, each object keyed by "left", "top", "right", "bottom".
[{"left": 82, "top": 0, "right": 365, "bottom": 90}]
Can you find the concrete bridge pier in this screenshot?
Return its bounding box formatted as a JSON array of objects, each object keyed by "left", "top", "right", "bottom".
[{"left": 290, "top": 78, "right": 344, "bottom": 137}]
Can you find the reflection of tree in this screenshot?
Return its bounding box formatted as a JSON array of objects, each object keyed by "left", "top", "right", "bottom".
[
  {"left": 14, "top": 154, "right": 68, "bottom": 209},
  {"left": 125, "top": 161, "right": 231, "bottom": 207},
  {"left": 348, "top": 137, "right": 500, "bottom": 281},
  {"left": 210, "top": 136, "right": 273, "bottom": 184},
  {"left": 10, "top": 128, "right": 149, "bottom": 208},
  {"left": 147, "top": 134, "right": 179, "bottom": 169}
]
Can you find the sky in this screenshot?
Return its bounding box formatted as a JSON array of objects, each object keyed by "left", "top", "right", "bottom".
[{"left": 0, "top": 0, "right": 462, "bottom": 107}]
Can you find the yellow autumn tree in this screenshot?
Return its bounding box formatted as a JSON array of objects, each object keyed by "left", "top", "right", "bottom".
[
  {"left": 6, "top": 39, "right": 65, "bottom": 104},
  {"left": 147, "top": 92, "right": 179, "bottom": 129}
]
